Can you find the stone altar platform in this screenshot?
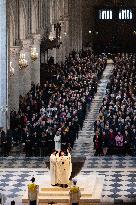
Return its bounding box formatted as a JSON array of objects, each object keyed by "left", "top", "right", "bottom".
[{"left": 22, "top": 173, "right": 105, "bottom": 205}]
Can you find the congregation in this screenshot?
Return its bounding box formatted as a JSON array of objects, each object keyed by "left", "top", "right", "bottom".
[
  {"left": 1, "top": 52, "right": 136, "bottom": 157},
  {"left": 94, "top": 53, "right": 136, "bottom": 156},
  {"left": 0, "top": 50, "right": 106, "bottom": 157}
]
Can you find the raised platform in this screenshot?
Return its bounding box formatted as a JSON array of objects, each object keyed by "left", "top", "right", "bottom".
[{"left": 22, "top": 174, "right": 105, "bottom": 205}]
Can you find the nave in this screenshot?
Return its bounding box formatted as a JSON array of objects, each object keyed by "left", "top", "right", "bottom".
[
  {"left": 0, "top": 0, "right": 136, "bottom": 204},
  {"left": 0, "top": 62, "right": 136, "bottom": 204}
]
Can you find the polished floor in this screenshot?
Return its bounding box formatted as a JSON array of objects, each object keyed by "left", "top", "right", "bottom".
[
  {"left": 0, "top": 156, "right": 136, "bottom": 204},
  {"left": 1, "top": 64, "right": 136, "bottom": 204}
]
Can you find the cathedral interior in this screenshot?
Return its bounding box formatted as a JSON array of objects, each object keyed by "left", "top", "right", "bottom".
[{"left": 0, "top": 0, "right": 136, "bottom": 204}]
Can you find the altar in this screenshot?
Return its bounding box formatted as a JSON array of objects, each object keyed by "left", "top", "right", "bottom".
[
  {"left": 22, "top": 173, "right": 105, "bottom": 205},
  {"left": 22, "top": 154, "right": 105, "bottom": 205}
]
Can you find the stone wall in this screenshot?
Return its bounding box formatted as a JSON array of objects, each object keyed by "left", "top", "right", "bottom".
[
  {"left": 0, "top": 0, "right": 7, "bottom": 129},
  {"left": 82, "top": 0, "right": 97, "bottom": 48},
  {"left": 81, "top": 0, "right": 136, "bottom": 47},
  {"left": 8, "top": 0, "right": 83, "bottom": 112},
  {"left": 69, "top": 0, "right": 82, "bottom": 52}
]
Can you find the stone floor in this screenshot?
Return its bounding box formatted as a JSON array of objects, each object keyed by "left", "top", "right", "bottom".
[
  {"left": 1, "top": 64, "right": 136, "bottom": 204},
  {"left": 0, "top": 156, "right": 136, "bottom": 204}
]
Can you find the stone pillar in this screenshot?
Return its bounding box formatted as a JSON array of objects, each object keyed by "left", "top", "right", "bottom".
[
  {"left": 76, "top": 0, "right": 82, "bottom": 51},
  {"left": 55, "top": 48, "right": 61, "bottom": 64},
  {"left": 9, "top": 46, "right": 21, "bottom": 112},
  {"left": 56, "top": 21, "right": 65, "bottom": 63},
  {"left": 31, "top": 34, "right": 41, "bottom": 85},
  {"left": 0, "top": 0, "right": 8, "bottom": 129},
  {"left": 64, "top": 18, "right": 70, "bottom": 57},
  {"left": 69, "top": 0, "right": 82, "bottom": 52},
  {"left": 64, "top": 0, "right": 69, "bottom": 56},
  {"left": 19, "top": 39, "right": 32, "bottom": 97},
  {"left": 61, "top": 21, "right": 66, "bottom": 62},
  {"left": 69, "top": 0, "right": 74, "bottom": 51},
  {"left": 61, "top": 18, "right": 71, "bottom": 61}
]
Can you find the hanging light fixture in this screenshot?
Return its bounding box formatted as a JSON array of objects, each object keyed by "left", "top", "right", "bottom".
[
  {"left": 9, "top": 62, "right": 14, "bottom": 76},
  {"left": 19, "top": 53, "right": 28, "bottom": 69},
  {"left": 31, "top": 47, "right": 38, "bottom": 61}
]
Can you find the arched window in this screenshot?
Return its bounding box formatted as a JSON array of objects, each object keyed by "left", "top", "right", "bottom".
[
  {"left": 99, "top": 9, "right": 112, "bottom": 20},
  {"left": 119, "top": 9, "right": 133, "bottom": 20}
]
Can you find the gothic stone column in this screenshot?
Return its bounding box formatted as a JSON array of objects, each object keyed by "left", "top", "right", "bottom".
[
  {"left": 69, "top": 0, "right": 82, "bottom": 52},
  {"left": 76, "top": 0, "right": 82, "bottom": 51},
  {"left": 64, "top": 18, "right": 70, "bottom": 57},
  {"left": 31, "top": 34, "right": 41, "bottom": 85},
  {"left": 19, "top": 39, "right": 32, "bottom": 97},
  {"left": 9, "top": 46, "right": 21, "bottom": 112},
  {"left": 56, "top": 21, "right": 65, "bottom": 63},
  {"left": 0, "top": 0, "right": 8, "bottom": 129}
]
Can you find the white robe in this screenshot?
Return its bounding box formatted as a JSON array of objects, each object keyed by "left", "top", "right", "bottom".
[
  {"left": 54, "top": 134, "right": 61, "bottom": 151},
  {"left": 56, "top": 153, "right": 72, "bottom": 185},
  {"left": 50, "top": 154, "right": 57, "bottom": 185}
]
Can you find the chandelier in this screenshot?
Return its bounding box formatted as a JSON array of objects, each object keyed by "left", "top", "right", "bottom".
[
  {"left": 9, "top": 62, "right": 14, "bottom": 77},
  {"left": 19, "top": 53, "right": 28, "bottom": 69},
  {"left": 31, "top": 47, "right": 38, "bottom": 61}
]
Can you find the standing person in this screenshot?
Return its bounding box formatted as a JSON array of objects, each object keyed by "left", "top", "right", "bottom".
[
  {"left": 50, "top": 150, "right": 57, "bottom": 186},
  {"left": 57, "top": 150, "right": 72, "bottom": 187},
  {"left": 0, "top": 128, "right": 6, "bottom": 156},
  {"left": 54, "top": 130, "right": 61, "bottom": 151},
  {"left": 115, "top": 131, "right": 124, "bottom": 147},
  {"left": 28, "top": 177, "right": 39, "bottom": 205},
  {"left": 93, "top": 131, "right": 101, "bottom": 156},
  {"left": 102, "top": 131, "right": 109, "bottom": 156},
  {"left": 67, "top": 143, "right": 72, "bottom": 154},
  {"left": 69, "top": 179, "right": 81, "bottom": 205}
]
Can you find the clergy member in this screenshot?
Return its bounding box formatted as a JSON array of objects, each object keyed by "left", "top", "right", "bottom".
[
  {"left": 54, "top": 130, "right": 61, "bottom": 151},
  {"left": 69, "top": 179, "right": 81, "bottom": 205},
  {"left": 57, "top": 150, "right": 72, "bottom": 187},
  {"left": 50, "top": 150, "right": 57, "bottom": 185},
  {"left": 28, "top": 177, "right": 39, "bottom": 205}
]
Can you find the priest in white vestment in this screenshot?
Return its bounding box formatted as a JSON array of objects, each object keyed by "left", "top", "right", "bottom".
[
  {"left": 50, "top": 151, "right": 57, "bottom": 185},
  {"left": 50, "top": 150, "right": 72, "bottom": 187},
  {"left": 56, "top": 151, "right": 72, "bottom": 186}
]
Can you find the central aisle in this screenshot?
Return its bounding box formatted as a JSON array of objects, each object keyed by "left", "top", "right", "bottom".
[{"left": 72, "top": 64, "right": 114, "bottom": 159}]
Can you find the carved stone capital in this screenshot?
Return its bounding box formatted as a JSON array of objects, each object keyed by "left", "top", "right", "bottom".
[
  {"left": 32, "top": 33, "right": 41, "bottom": 44},
  {"left": 10, "top": 46, "right": 21, "bottom": 58},
  {"left": 21, "top": 38, "right": 33, "bottom": 51}
]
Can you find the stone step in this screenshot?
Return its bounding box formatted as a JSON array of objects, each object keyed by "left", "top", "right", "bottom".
[
  {"left": 22, "top": 175, "right": 105, "bottom": 205},
  {"left": 41, "top": 187, "right": 71, "bottom": 191},
  {"left": 39, "top": 190, "right": 84, "bottom": 196},
  {"left": 38, "top": 195, "right": 100, "bottom": 204}
]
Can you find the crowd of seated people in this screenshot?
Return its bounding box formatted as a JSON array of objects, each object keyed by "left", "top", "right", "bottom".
[
  {"left": 7, "top": 50, "right": 106, "bottom": 157},
  {"left": 93, "top": 53, "right": 136, "bottom": 156}
]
